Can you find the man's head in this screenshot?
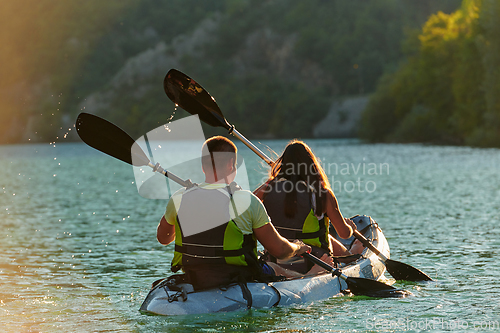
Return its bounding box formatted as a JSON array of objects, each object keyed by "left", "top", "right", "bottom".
[{"left": 201, "top": 136, "right": 237, "bottom": 183}]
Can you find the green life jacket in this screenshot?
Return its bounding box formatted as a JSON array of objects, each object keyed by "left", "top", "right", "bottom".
[
  {"left": 263, "top": 179, "right": 330, "bottom": 253},
  {"left": 171, "top": 184, "right": 259, "bottom": 275}
]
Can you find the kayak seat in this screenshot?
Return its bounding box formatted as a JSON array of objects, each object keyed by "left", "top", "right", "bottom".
[{"left": 333, "top": 253, "right": 363, "bottom": 264}]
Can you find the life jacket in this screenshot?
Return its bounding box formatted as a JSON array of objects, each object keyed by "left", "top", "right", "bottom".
[
  {"left": 263, "top": 179, "right": 330, "bottom": 253},
  {"left": 170, "top": 183, "right": 261, "bottom": 290}
]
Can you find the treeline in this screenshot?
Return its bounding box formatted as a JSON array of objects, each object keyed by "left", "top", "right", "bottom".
[
  {"left": 361, "top": 0, "right": 500, "bottom": 147},
  {"left": 0, "top": 0, "right": 461, "bottom": 143}
]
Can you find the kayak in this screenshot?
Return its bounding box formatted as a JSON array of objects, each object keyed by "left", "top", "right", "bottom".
[{"left": 139, "top": 215, "right": 389, "bottom": 316}]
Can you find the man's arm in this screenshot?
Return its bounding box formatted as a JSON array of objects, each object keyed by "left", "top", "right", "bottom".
[
  {"left": 157, "top": 215, "right": 175, "bottom": 245},
  {"left": 253, "top": 223, "right": 310, "bottom": 259}
]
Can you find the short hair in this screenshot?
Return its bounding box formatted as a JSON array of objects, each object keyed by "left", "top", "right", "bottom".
[{"left": 201, "top": 136, "right": 237, "bottom": 180}]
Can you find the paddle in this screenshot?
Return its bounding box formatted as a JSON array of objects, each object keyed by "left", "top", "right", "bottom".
[
  {"left": 302, "top": 253, "right": 409, "bottom": 298},
  {"left": 352, "top": 230, "right": 433, "bottom": 281},
  {"left": 164, "top": 69, "right": 274, "bottom": 166},
  {"left": 75, "top": 112, "right": 192, "bottom": 188},
  {"left": 163, "top": 69, "right": 433, "bottom": 282}
]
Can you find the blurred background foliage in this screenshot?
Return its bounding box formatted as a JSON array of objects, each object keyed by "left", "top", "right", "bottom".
[
  {"left": 360, "top": 0, "right": 500, "bottom": 146},
  {"left": 2, "top": 0, "right": 497, "bottom": 147}
]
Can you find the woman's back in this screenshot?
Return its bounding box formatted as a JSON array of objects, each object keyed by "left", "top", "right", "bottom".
[{"left": 263, "top": 180, "right": 312, "bottom": 239}]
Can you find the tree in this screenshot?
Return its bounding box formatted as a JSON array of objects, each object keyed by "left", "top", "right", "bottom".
[{"left": 361, "top": 0, "right": 500, "bottom": 146}]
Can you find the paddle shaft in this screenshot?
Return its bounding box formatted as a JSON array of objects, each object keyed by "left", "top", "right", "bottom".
[
  {"left": 302, "top": 253, "right": 349, "bottom": 281},
  {"left": 230, "top": 128, "right": 273, "bottom": 166},
  {"left": 353, "top": 230, "right": 388, "bottom": 261},
  {"left": 147, "top": 162, "right": 191, "bottom": 188}
]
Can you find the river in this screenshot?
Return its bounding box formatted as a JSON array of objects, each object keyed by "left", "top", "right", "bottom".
[{"left": 1, "top": 140, "right": 499, "bottom": 332}]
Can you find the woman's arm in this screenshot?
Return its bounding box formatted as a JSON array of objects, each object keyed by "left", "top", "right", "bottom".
[
  {"left": 253, "top": 181, "right": 270, "bottom": 201},
  {"left": 324, "top": 190, "right": 353, "bottom": 239}
]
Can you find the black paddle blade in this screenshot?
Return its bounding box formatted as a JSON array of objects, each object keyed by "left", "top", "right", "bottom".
[
  {"left": 386, "top": 259, "right": 433, "bottom": 282},
  {"left": 75, "top": 113, "right": 150, "bottom": 167},
  {"left": 349, "top": 225, "right": 433, "bottom": 282},
  {"left": 346, "top": 277, "right": 411, "bottom": 298},
  {"left": 164, "top": 69, "right": 231, "bottom": 130},
  {"left": 302, "top": 253, "right": 411, "bottom": 298}
]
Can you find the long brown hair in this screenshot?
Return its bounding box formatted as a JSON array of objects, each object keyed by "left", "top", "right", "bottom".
[{"left": 267, "top": 140, "right": 331, "bottom": 217}]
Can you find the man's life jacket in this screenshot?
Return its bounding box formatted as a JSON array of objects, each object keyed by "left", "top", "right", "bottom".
[
  {"left": 171, "top": 184, "right": 261, "bottom": 290},
  {"left": 263, "top": 179, "right": 330, "bottom": 254}
]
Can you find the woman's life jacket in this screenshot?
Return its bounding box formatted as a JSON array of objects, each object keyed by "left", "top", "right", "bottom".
[{"left": 263, "top": 179, "right": 330, "bottom": 254}]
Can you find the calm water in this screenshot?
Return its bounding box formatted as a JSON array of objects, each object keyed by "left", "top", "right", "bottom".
[{"left": 1, "top": 140, "right": 499, "bottom": 332}]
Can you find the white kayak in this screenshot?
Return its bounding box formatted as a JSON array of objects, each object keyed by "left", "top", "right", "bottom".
[{"left": 140, "top": 215, "right": 389, "bottom": 316}]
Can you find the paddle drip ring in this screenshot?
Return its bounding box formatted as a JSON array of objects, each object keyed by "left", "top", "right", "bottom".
[
  {"left": 153, "top": 162, "right": 161, "bottom": 172},
  {"left": 228, "top": 125, "right": 235, "bottom": 135}
]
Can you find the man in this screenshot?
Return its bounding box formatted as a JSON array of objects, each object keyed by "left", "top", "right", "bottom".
[{"left": 156, "top": 136, "right": 315, "bottom": 290}]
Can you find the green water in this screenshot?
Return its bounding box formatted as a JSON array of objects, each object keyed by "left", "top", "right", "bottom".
[{"left": 1, "top": 140, "right": 499, "bottom": 332}]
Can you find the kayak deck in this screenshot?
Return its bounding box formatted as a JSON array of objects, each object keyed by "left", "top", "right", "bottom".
[{"left": 140, "top": 215, "right": 388, "bottom": 316}]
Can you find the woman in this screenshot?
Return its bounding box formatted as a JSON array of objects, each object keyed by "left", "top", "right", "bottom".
[{"left": 255, "top": 140, "right": 361, "bottom": 272}]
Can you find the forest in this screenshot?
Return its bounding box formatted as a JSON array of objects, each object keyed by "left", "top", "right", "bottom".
[
  {"left": 361, "top": 0, "right": 500, "bottom": 147},
  {"left": 4, "top": 0, "right": 496, "bottom": 146}
]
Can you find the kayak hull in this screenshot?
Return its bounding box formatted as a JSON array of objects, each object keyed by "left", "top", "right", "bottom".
[{"left": 140, "top": 216, "right": 388, "bottom": 316}]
